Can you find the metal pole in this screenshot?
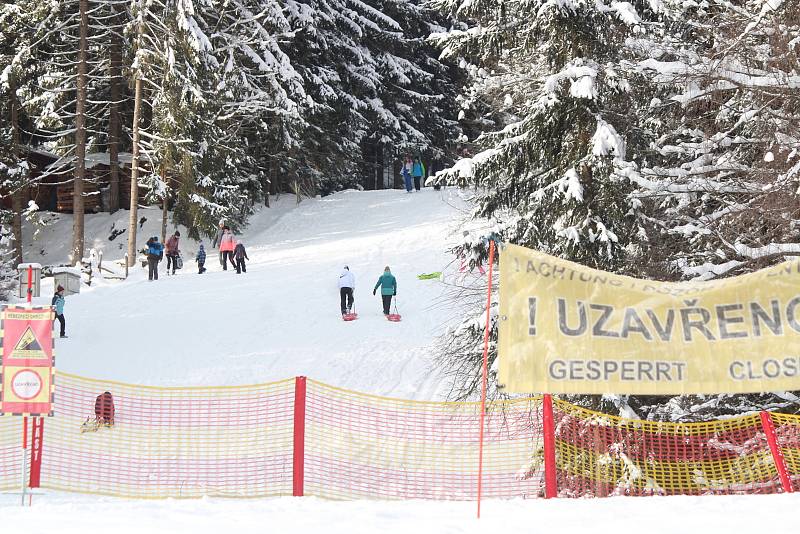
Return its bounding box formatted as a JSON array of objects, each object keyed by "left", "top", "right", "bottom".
[
  {"left": 21, "top": 417, "right": 28, "bottom": 506},
  {"left": 477, "top": 239, "right": 496, "bottom": 519},
  {"left": 125, "top": 253, "right": 129, "bottom": 279}
]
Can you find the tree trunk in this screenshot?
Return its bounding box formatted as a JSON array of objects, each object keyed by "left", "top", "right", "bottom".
[
  {"left": 9, "top": 76, "right": 23, "bottom": 266},
  {"left": 107, "top": 1, "right": 124, "bottom": 214},
  {"left": 375, "top": 143, "right": 383, "bottom": 190},
  {"left": 126, "top": 29, "right": 144, "bottom": 266},
  {"left": 72, "top": 0, "right": 89, "bottom": 266},
  {"left": 160, "top": 167, "right": 168, "bottom": 244}
]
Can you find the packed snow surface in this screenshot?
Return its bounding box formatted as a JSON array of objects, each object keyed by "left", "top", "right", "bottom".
[
  {"left": 2, "top": 492, "right": 799, "bottom": 534},
  {"left": 21, "top": 189, "right": 472, "bottom": 399}
]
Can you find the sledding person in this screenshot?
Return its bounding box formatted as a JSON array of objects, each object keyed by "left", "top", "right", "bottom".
[
  {"left": 339, "top": 266, "right": 355, "bottom": 315},
  {"left": 402, "top": 156, "right": 413, "bottom": 193},
  {"left": 146, "top": 236, "right": 164, "bottom": 281},
  {"left": 373, "top": 266, "right": 397, "bottom": 316},
  {"left": 52, "top": 285, "right": 67, "bottom": 338},
  {"left": 218, "top": 227, "right": 237, "bottom": 271},
  {"left": 165, "top": 231, "right": 181, "bottom": 275},
  {"left": 412, "top": 156, "right": 425, "bottom": 191},
  {"left": 233, "top": 240, "right": 249, "bottom": 274},
  {"left": 196, "top": 243, "right": 207, "bottom": 274},
  {"left": 212, "top": 221, "right": 225, "bottom": 267}
]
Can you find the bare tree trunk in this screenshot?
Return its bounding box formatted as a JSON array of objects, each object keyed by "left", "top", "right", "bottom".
[
  {"left": 9, "top": 76, "right": 23, "bottom": 266},
  {"left": 72, "top": 0, "right": 89, "bottom": 266},
  {"left": 375, "top": 143, "right": 383, "bottom": 190},
  {"left": 160, "top": 167, "right": 168, "bottom": 244},
  {"left": 107, "top": 2, "right": 124, "bottom": 214},
  {"left": 126, "top": 34, "right": 144, "bottom": 266}
]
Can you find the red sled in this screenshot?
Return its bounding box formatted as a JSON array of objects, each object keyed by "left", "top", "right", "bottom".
[
  {"left": 342, "top": 313, "right": 358, "bottom": 321},
  {"left": 387, "top": 313, "right": 402, "bottom": 322}
]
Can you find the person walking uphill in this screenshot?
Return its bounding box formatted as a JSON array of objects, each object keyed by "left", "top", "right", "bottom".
[
  {"left": 402, "top": 156, "right": 413, "bottom": 193},
  {"left": 412, "top": 157, "right": 425, "bottom": 191},
  {"left": 196, "top": 243, "right": 207, "bottom": 274},
  {"left": 212, "top": 221, "right": 225, "bottom": 267},
  {"left": 165, "top": 231, "right": 181, "bottom": 275},
  {"left": 339, "top": 266, "right": 355, "bottom": 315},
  {"left": 146, "top": 236, "right": 164, "bottom": 281},
  {"left": 373, "top": 266, "right": 397, "bottom": 315},
  {"left": 233, "top": 241, "right": 249, "bottom": 274},
  {"left": 218, "top": 227, "right": 237, "bottom": 271},
  {"left": 52, "top": 285, "right": 67, "bottom": 338}
]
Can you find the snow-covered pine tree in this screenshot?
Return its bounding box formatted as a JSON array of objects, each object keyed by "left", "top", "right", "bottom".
[
  {"left": 429, "top": 0, "right": 667, "bottom": 400},
  {"left": 623, "top": 0, "right": 800, "bottom": 421},
  {"left": 284, "top": 0, "right": 460, "bottom": 194}
]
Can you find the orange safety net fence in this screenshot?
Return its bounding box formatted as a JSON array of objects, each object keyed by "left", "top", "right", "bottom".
[
  {"left": 303, "top": 380, "right": 544, "bottom": 500},
  {"left": 35, "top": 374, "right": 296, "bottom": 498},
  {"left": 2, "top": 373, "right": 800, "bottom": 500}
]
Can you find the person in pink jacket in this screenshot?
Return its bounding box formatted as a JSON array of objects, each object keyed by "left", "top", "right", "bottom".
[{"left": 219, "top": 227, "right": 237, "bottom": 271}]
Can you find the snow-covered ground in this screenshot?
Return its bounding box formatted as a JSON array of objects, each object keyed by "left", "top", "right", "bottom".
[
  {"left": 1, "top": 492, "right": 798, "bottom": 534},
  {"left": 12, "top": 188, "right": 798, "bottom": 529},
  {"left": 20, "top": 189, "right": 472, "bottom": 398}
]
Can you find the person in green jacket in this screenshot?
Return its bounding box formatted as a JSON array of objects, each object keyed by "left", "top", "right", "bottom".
[{"left": 373, "top": 266, "right": 397, "bottom": 315}]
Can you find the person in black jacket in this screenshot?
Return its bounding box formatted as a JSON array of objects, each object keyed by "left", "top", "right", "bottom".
[{"left": 234, "top": 241, "right": 249, "bottom": 274}]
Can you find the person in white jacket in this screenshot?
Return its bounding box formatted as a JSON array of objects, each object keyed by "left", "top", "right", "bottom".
[{"left": 339, "top": 266, "right": 356, "bottom": 315}]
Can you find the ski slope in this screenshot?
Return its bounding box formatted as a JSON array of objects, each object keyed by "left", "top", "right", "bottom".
[{"left": 21, "top": 189, "right": 471, "bottom": 399}]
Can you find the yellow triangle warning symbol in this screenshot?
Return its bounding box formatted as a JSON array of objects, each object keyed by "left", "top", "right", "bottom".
[{"left": 11, "top": 326, "right": 47, "bottom": 359}]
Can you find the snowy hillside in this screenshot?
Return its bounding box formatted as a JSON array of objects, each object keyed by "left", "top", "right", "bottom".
[{"left": 21, "top": 189, "right": 471, "bottom": 399}]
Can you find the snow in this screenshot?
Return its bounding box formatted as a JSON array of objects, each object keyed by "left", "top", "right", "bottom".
[
  {"left": 2, "top": 491, "right": 799, "bottom": 533},
  {"left": 19, "top": 189, "right": 470, "bottom": 399}
]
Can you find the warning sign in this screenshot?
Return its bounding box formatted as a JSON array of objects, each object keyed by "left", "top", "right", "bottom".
[
  {"left": 11, "top": 326, "right": 47, "bottom": 359},
  {"left": 1, "top": 306, "right": 55, "bottom": 416}
]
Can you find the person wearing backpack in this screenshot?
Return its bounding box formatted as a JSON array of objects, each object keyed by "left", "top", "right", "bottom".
[
  {"left": 165, "top": 231, "right": 181, "bottom": 275},
  {"left": 233, "top": 241, "right": 249, "bottom": 274},
  {"left": 52, "top": 285, "right": 67, "bottom": 338},
  {"left": 373, "top": 266, "right": 397, "bottom": 316},
  {"left": 146, "top": 236, "right": 164, "bottom": 280}
]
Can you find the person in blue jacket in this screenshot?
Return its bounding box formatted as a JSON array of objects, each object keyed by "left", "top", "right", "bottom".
[
  {"left": 146, "top": 236, "right": 164, "bottom": 281},
  {"left": 196, "top": 243, "right": 207, "bottom": 274},
  {"left": 52, "top": 285, "right": 67, "bottom": 338},
  {"left": 412, "top": 157, "right": 426, "bottom": 191},
  {"left": 373, "top": 266, "right": 397, "bottom": 315}
]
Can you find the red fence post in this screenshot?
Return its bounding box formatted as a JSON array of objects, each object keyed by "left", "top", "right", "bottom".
[
  {"left": 542, "top": 394, "right": 558, "bottom": 499},
  {"left": 293, "top": 376, "right": 307, "bottom": 497},
  {"left": 760, "top": 411, "right": 794, "bottom": 493},
  {"left": 29, "top": 418, "right": 44, "bottom": 488}
]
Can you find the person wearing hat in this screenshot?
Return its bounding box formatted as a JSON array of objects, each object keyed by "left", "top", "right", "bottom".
[
  {"left": 165, "top": 230, "right": 181, "bottom": 275},
  {"left": 338, "top": 265, "right": 355, "bottom": 315},
  {"left": 373, "top": 266, "right": 397, "bottom": 316},
  {"left": 52, "top": 285, "right": 67, "bottom": 338}
]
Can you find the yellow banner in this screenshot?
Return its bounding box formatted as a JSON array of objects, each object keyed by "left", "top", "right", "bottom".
[{"left": 497, "top": 244, "right": 800, "bottom": 394}]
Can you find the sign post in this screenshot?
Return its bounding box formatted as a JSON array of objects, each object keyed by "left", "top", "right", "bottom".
[{"left": 1, "top": 270, "right": 56, "bottom": 505}]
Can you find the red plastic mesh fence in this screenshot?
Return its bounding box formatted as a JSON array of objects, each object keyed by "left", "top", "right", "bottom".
[
  {"left": 0, "top": 417, "right": 22, "bottom": 491},
  {"left": 38, "top": 374, "right": 296, "bottom": 498},
  {"left": 552, "top": 400, "right": 783, "bottom": 497},
  {"left": 303, "top": 380, "right": 544, "bottom": 500},
  {"left": 3, "top": 373, "right": 800, "bottom": 500}
]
